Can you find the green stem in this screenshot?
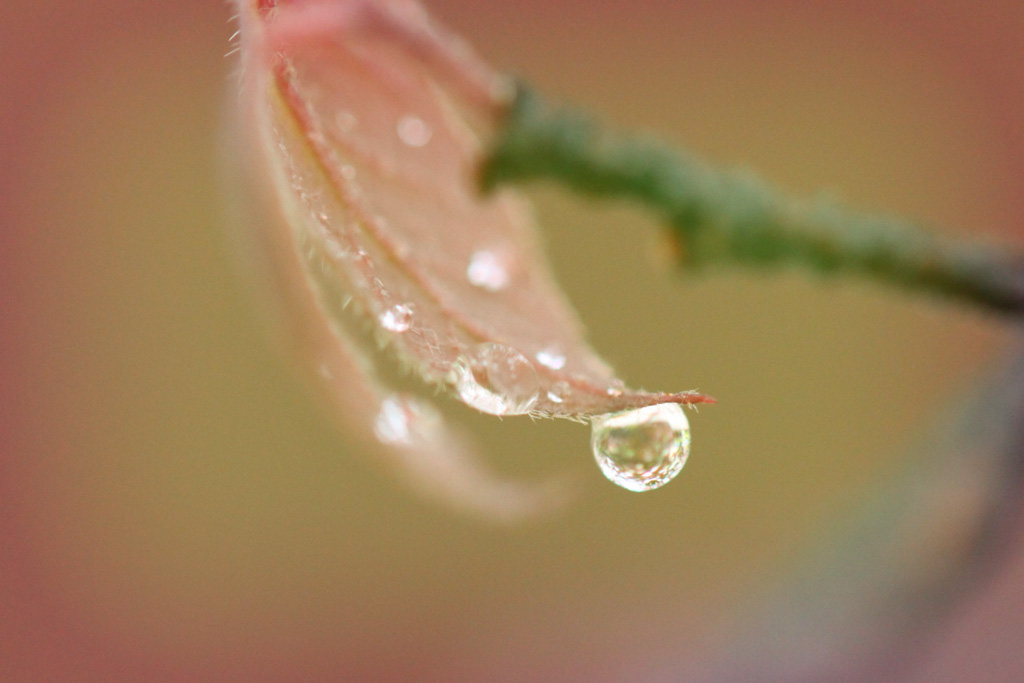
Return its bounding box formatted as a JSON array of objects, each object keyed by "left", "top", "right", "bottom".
[{"left": 481, "top": 83, "right": 1024, "bottom": 317}]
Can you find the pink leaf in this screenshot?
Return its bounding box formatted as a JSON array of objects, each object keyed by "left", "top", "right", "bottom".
[{"left": 230, "top": 0, "right": 712, "bottom": 515}]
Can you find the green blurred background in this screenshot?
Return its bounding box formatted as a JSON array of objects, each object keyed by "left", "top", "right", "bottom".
[{"left": 3, "top": 1, "right": 1023, "bottom": 680}]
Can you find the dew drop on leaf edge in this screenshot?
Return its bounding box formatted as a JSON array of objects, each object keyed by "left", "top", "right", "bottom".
[{"left": 590, "top": 403, "right": 690, "bottom": 492}]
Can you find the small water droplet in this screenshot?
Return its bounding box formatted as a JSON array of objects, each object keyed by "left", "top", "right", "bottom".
[
  {"left": 396, "top": 115, "right": 433, "bottom": 147},
  {"left": 380, "top": 303, "right": 413, "bottom": 333},
  {"left": 546, "top": 380, "right": 570, "bottom": 404},
  {"left": 335, "top": 111, "right": 357, "bottom": 134},
  {"left": 393, "top": 239, "right": 411, "bottom": 260},
  {"left": 374, "top": 394, "right": 439, "bottom": 445},
  {"left": 536, "top": 346, "right": 567, "bottom": 370},
  {"left": 467, "top": 250, "right": 510, "bottom": 292},
  {"left": 605, "top": 379, "right": 626, "bottom": 397},
  {"left": 590, "top": 403, "right": 690, "bottom": 492},
  {"left": 308, "top": 129, "right": 326, "bottom": 146},
  {"left": 449, "top": 343, "right": 540, "bottom": 415},
  {"left": 340, "top": 165, "right": 357, "bottom": 180}
]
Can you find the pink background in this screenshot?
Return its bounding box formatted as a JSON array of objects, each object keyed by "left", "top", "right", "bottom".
[{"left": 3, "top": 1, "right": 1023, "bottom": 680}]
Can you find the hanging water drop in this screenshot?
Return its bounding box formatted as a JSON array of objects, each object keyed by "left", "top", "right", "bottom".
[
  {"left": 380, "top": 303, "right": 413, "bottom": 333},
  {"left": 396, "top": 115, "right": 433, "bottom": 147},
  {"left": 449, "top": 343, "right": 540, "bottom": 415},
  {"left": 467, "top": 249, "right": 510, "bottom": 292},
  {"left": 590, "top": 403, "right": 690, "bottom": 492}
]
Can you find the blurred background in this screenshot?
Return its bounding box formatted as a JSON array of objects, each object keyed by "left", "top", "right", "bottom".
[{"left": 3, "top": 0, "right": 1023, "bottom": 680}]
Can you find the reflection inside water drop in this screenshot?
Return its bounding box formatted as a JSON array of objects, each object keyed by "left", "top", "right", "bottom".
[
  {"left": 536, "top": 346, "right": 566, "bottom": 370},
  {"left": 590, "top": 403, "right": 690, "bottom": 492},
  {"left": 449, "top": 343, "right": 540, "bottom": 415}
]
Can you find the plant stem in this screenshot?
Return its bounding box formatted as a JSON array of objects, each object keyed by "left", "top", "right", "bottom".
[{"left": 481, "top": 83, "right": 1024, "bottom": 317}]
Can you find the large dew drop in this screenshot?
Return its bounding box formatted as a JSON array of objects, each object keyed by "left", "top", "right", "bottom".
[
  {"left": 590, "top": 403, "right": 691, "bottom": 492},
  {"left": 449, "top": 343, "right": 541, "bottom": 415}
]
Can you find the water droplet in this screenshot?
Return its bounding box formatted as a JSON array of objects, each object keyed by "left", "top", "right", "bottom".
[
  {"left": 374, "top": 394, "right": 439, "bottom": 445},
  {"left": 467, "top": 250, "right": 510, "bottom": 292},
  {"left": 536, "top": 346, "right": 566, "bottom": 370},
  {"left": 380, "top": 303, "right": 413, "bottom": 333},
  {"left": 546, "top": 381, "right": 570, "bottom": 404},
  {"left": 396, "top": 115, "right": 433, "bottom": 147},
  {"left": 449, "top": 343, "right": 540, "bottom": 415},
  {"left": 340, "top": 165, "right": 357, "bottom": 180},
  {"left": 308, "top": 129, "right": 326, "bottom": 146},
  {"left": 335, "top": 111, "right": 357, "bottom": 134},
  {"left": 590, "top": 403, "right": 690, "bottom": 492},
  {"left": 393, "top": 239, "right": 411, "bottom": 260}
]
